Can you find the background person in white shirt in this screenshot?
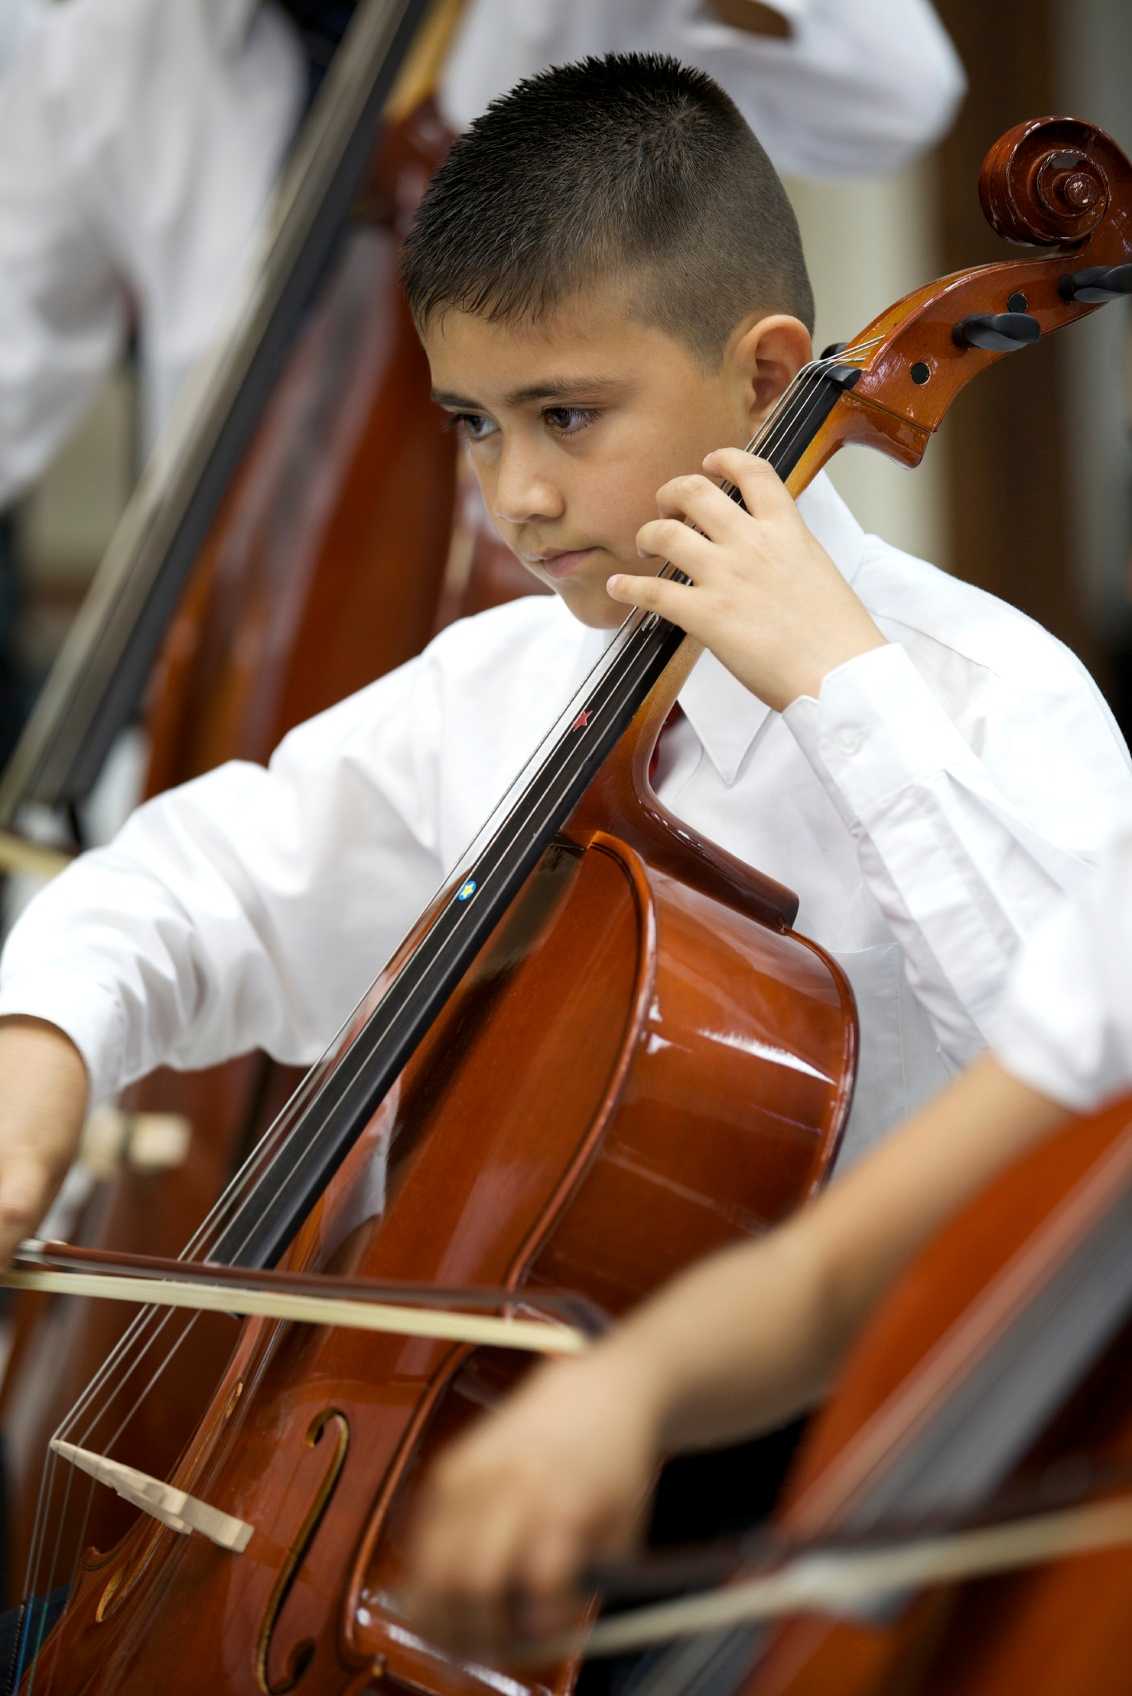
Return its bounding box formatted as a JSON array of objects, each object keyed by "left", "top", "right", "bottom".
[
  {"left": 0, "top": 0, "right": 305, "bottom": 771},
  {"left": 0, "top": 48, "right": 1125, "bottom": 1247},
  {"left": 399, "top": 830, "right": 1132, "bottom": 1652},
  {"left": 0, "top": 0, "right": 965, "bottom": 512},
  {"left": 0, "top": 0, "right": 44, "bottom": 80}
]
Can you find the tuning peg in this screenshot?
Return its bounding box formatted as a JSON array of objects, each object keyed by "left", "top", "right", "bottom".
[
  {"left": 952, "top": 312, "right": 1041, "bottom": 352},
  {"left": 1058, "top": 263, "right": 1132, "bottom": 303}
]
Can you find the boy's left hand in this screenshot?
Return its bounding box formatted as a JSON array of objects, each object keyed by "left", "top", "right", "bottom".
[{"left": 615, "top": 448, "right": 886, "bottom": 712}]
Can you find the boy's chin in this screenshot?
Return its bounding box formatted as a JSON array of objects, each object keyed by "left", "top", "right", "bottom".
[{"left": 553, "top": 582, "right": 628, "bottom": 631}]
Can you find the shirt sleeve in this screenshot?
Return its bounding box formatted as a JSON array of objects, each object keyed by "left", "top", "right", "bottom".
[
  {"left": 440, "top": 1, "right": 965, "bottom": 177},
  {"left": 986, "top": 832, "right": 1132, "bottom": 1112},
  {"left": 782, "top": 640, "right": 1132, "bottom": 1067},
  {"left": 652, "top": 0, "right": 967, "bottom": 178},
  {"left": 0, "top": 0, "right": 304, "bottom": 502},
  {"left": 0, "top": 14, "right": 126, "bottom": 508},
  {"left": 0, "top": 657, "right": 448, "bottom": 1106}
]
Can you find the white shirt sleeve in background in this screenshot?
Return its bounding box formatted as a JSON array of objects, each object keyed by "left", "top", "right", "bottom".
[
  {"left": 0, "top": 0, "right": 46, "bottom": 76},
  {"left": 439, "top": 0, "right": 966, "bottom": 176},
  {"left": 987, "top": 831, "right": 1132, "bottom": 1114},
  {"left": 0, "top": 0, "right": 305, "bottom": 507},
  {"left": 0, "top": 0, "right": 963, "bottom": 510}
]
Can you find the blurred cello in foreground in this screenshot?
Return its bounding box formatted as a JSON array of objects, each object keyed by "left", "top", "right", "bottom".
[
  {"left": 738, "top": 1088, "right": 1132, "bottom": 1696},
  {"left": 7, "top": 113, "right": 1132, "bottom": 1694},
  {"left": 571, "top": 1093, "right": 1132, "bottom": 1696},
  {"left": 0, "top": 0, "right": 536, "bottom": 1597}
]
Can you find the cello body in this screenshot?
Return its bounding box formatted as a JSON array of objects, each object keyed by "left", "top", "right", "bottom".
[{"left": 744, "top": 1093, "right": 1132, "bottom": 1696}]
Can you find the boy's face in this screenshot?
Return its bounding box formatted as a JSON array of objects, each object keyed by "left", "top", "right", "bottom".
[{"left": 423, "top": 281, "right": 782, "bottom": 629}]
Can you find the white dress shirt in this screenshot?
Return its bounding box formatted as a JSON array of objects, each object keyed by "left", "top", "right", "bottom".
[
  {"left": 0, "top": 0, "right": 964, "bottom": 509},
  {"left": 2, "top": 473, "right": 1128, "bottom": 1166},
  {"left": 989, "top": 831, "right": 1132, "bottom": 1114}
]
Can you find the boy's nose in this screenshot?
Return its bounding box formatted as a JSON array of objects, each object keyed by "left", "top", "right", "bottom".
[{"left": 491, "top": 448, "right": 565, "bottom": 527}]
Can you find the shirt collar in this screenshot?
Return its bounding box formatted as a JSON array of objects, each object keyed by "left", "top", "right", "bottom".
[{"left": 572, "top": 471, "right": 867, "bottom": 787}]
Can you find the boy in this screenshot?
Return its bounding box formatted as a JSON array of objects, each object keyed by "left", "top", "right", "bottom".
[
  {"left": 399, "top": 828, "right": 1132, "bottom": 1652},
  {"left": 0, "top": 57, "right": 1128, "bottom": 1276}
]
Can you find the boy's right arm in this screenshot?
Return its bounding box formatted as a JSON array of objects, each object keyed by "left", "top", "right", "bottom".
[
  {"left": 0, "top": 657, "right": 447, "bottom": 1133},
  {"left": 0, "top": 1015, "right": 89, "bottom": 1262}
]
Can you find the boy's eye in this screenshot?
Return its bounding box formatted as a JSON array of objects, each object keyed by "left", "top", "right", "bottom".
[
  {"left": 448, "top": 411, "right": 497, "bottom": 441},
  {"left": 543, "top": 406, "right": 599, "bottom": 436}
]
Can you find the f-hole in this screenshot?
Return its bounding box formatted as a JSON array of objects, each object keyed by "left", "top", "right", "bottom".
[{"left": 257, "top": 1408, "right": 351, "bottom": 1694}]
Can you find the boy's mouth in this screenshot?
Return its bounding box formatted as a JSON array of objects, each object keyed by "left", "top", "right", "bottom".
[{"left": 525, "top": 547, "right": 597, "bottom": 579}]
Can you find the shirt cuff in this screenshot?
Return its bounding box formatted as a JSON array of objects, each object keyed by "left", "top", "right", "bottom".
[
  {"left": 0, "top": 976, "right": 126, "bottom": 1107},
  {"left": 782, "top": 642, "right": 989, "bottom": 828},
  {"left": 983, "top": 877, "right": 1128, "bottom": 1115},
  {"left": 990, "top": 1017, "right": 1102, "bottom": 1115}
]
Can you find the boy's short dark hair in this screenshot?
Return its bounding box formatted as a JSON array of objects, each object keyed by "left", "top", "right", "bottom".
[{"left": 402, "top": 52, "right": 815, "bottom": 363}]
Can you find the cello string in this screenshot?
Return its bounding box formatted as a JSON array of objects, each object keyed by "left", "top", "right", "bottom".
[
  {"left": 27, "top": 938, "right": 377, "bottom": 1507},
  {"left": 19, "top": 342, "right": 875, "bottom": 1653},
  {"left": 20, "top": 1311, "right": 218, "bottom": 1691},
  {"left": 22, "top": 1296, "right": 252, "bottom": 1690},
  {"left": 35, "top": 1039, "right": 354, "bottom": 1459},
  {"left": 18, "top": 1068, "right": 343, "bottom": 1623}
]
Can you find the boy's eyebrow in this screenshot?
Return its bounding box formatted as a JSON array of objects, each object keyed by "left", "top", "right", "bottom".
[{"left": 431, "top": 376, "right": 628, "bottom": 409}]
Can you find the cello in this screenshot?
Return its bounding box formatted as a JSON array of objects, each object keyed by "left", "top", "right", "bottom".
[{"left": 6, "top": 111, "right": 1132, "bottom": 1694}]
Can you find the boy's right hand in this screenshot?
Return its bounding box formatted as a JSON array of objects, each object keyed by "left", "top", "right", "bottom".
[
  {"left": 403, "top": 1345, "right": 663, "bottom": 1654},
  {"left": 0, "top": 1015, "right": 89, "bottom": 1263}
]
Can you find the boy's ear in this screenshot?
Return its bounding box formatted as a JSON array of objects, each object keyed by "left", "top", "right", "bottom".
[{"left": 732, "top": 314, "right": 813, "bottom": 426}]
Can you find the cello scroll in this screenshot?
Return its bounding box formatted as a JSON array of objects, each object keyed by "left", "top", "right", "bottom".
[{"left": 789, "top": 116, "right": 1132, "bottom": 486}]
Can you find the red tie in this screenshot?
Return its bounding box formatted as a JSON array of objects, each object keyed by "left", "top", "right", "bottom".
[{"left": 648, "top": 703, "right": 684, "bottom": 787}]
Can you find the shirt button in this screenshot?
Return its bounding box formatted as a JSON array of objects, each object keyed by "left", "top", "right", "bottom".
[{"left": 836, "top": 726, "right": 864, "bottom": 756}]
